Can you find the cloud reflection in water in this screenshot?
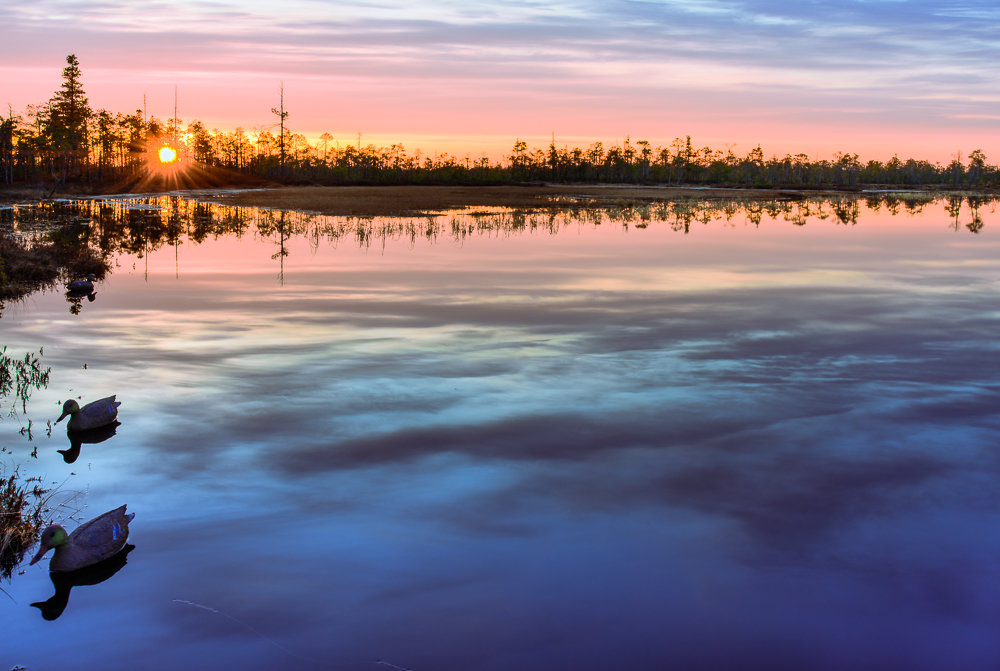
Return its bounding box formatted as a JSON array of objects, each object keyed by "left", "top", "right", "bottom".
[{"left": 2, "top": 195, "right": 999, "bottom": 670}]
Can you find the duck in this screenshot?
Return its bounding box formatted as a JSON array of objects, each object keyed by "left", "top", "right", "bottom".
[
  {"left": 67, "top": 273, "right": 96, "bottom": 293},
  {"left": 29, "top": 505, "right": 135, "bottom": 572},
  {"left": 56, "top": 395, "right": 120, "bottom": 431}
]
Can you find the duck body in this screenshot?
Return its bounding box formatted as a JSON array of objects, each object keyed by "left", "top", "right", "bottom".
[
  {"left": 57, "top": 395, "right": 120, "bottom": 431},
  {"left": 30, "top": 505, "right": 134, "bottom": 573},
  {"left": 66, "top": 274, "right": 96, "bottom": 292}
]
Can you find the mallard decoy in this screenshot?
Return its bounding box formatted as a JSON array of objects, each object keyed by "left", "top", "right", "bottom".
[
  {"left": 67, "top": 274, "right": 96, "bottom": 292},
  {"left": 56, "top": 395, "right": 120, "bottom": 431},
  {"left": 29, "top": 505, "right": 134, "bottom": 572}
]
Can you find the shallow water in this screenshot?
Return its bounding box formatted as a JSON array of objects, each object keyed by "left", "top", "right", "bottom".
[{"left": 2, "top": 194, "right": 999, "bottom": 670}]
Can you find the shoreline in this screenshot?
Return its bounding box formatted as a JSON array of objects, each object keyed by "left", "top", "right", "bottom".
[
  {"left": 195, "top": 183, "right": 983, "bottom": 217},
  {"left": 2, "top": 183, "right": 996, "bottom": 218}
]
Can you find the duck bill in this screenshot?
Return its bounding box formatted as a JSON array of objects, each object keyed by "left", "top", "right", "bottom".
[
  {"left": 28, "top": 548, "right": 47, "bottom": 565},
  {"left": 55, "top": 411, "right": 68, "bottom": 424}
]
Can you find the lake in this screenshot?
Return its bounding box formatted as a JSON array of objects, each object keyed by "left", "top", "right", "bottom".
[{"left": 2, "top": 192, "right": 999, "bottom": 670}]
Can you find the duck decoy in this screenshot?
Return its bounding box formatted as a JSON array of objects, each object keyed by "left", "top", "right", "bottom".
[
  {"left": 31, "top": 544, "right": 135, "bottom": 620},
  {"left": 66, "top": 273, "right": 96, "bottom": 293},
  {"left": 56, "top": 395, "right": 120, "bottom": 431},
  {"left": 29, "top": 505, "right": 134, "bottom": 572}
]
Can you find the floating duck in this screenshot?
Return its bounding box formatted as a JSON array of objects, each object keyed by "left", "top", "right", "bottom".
[
  {"left": 56, "top": 395, "right": 120, "bottom": 431},
  {"left": 29, "top": 505, "right": 135, "bottom": 573},
  {"left": 67, "top": 273, "right": 96, "bottom": 293}
]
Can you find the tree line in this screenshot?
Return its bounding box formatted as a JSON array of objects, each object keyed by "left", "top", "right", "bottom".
[{"left": 3, "top": 55, "right": 998, "bottom": 190}]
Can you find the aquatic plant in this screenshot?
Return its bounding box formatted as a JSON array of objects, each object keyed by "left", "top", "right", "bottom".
[{"left": 0, "top": 347, "right": 50, "bottom": 418}]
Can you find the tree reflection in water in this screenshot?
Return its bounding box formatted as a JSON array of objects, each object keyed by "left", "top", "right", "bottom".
[{"left": 4, "top": 193, "right": 995, "bottom": 288}]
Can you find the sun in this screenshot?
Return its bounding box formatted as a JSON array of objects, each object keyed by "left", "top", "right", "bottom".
[
  {"left": 158, "top": 145, "right": 178, "bottom": 163},
  {"left": 142, "top": 138, "right": 193, "bottom": 186}
]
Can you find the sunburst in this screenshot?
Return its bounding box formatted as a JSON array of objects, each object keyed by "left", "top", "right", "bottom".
[
  {"left": 158, "top": 145, "right": 178, "bottom": 163},
  {"left": 143, "top": 139, "right": 187, "bottom": 186}
]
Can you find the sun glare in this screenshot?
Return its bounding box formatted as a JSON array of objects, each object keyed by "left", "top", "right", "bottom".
[{"left": 158, "top": 146, "right": 178, "bottom": 163}]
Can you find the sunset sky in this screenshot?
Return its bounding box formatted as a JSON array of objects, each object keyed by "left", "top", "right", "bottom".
[{"left": 2, "top": 0, "right": 998, "bottom": 163}]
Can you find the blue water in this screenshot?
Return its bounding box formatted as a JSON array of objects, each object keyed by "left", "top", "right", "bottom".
[{"left": 1, "top": 194, "right": 999, "bottom": 670}]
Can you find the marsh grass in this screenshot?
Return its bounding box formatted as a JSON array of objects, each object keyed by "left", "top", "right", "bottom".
[
  {"left": 0, "top": 466, "right": 84, "bottom": 598},
  {"left": 0, "top": 465, "right": 47, "bottom": 585}
]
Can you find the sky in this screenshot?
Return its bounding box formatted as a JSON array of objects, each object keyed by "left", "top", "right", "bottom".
[{"left": 1, "top": 0, "right": 998, "bottom": 163}]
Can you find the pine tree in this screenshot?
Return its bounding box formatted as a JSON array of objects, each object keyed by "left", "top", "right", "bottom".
[{"left": 47, "top": 54, "right": 92, "bottom": 180}]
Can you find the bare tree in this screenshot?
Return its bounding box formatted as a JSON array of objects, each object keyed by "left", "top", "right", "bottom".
[{"left": 270, "top": 83, "right": 288, "bottom": 173}]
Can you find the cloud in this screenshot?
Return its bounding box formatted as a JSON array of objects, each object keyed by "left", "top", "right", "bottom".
[
  {"left": 8, "top": 0, "right": 1000, "bottom": 92},
  {"left": 4, "top": 0, "right": 998, "bottom": 162}
]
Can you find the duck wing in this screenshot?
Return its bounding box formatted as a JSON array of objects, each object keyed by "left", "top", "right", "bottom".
[
  {"left": 77, "top": 396, "right": 120, "bottom": 427},
  {"left": 61, "top": 505, "right": 133, "bottom": 568}
]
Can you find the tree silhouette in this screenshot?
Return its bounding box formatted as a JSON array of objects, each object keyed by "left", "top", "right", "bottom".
[
  {"left": 3, "top": 54, "right": 1000, "bottom": 190},
  {"left": 47, "top": 54, "right": 92, "bottom": 181},
  {"left": 270, "top": 84, "right": 289, "bottom": 174}
]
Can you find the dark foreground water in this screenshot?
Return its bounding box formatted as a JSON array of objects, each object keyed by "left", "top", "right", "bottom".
[{"left": 1, "top": 193, "right": 999, "bottom": 670}]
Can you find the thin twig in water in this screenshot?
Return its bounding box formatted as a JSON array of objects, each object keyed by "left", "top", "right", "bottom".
[
  {"left": 172, "top": 599, "right": 310, "bottom": 663},
  {"left": 375, "top": 659, "right": 416, "bottom": 671}
]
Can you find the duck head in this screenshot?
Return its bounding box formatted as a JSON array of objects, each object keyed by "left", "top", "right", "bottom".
[
  {"left": 29, "top": 525, "right": 69, "bottom": 565},
  {"left": 56, "top": 400, "right": 80, "bottom": 424}
]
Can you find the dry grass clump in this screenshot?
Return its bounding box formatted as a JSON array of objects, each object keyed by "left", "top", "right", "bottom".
[{"left": 0, "top": 466, "right": 46, "bottom": 582}]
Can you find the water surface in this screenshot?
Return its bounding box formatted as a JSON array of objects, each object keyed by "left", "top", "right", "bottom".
[{"left": 2, "top": 194, "right": 999, "bottom": 670}]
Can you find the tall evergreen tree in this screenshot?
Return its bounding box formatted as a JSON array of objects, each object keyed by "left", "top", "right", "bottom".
[
  {"left": 49, "top": 55, "right": 90, "bottom": 149},
  {"left": 47, "top": 54, "right": 92, "bottom": 180},
  {"left": 1, "top": 108, "right": 14, "bottom": 184}
]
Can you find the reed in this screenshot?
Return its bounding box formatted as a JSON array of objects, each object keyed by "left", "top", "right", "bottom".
[{"left": 0, "top": 465, "right": 46, "bottom": 584}]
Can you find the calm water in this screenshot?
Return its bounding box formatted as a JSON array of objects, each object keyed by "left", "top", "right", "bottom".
[{"left": 2, "top": 193, "right": 999, "bottom": 670}]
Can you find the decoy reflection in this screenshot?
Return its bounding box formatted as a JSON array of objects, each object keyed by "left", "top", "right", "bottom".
[
  {"left": 65, "top": 290, "right": 97, "bottom": 314},
  {"left": 59, "top": 420, "right": 121, "bottom": 463},
  {"left": 65, "top": 274, "right": 98, "bottom": 314},
  {"left": 30, "top": 544, "right": 135, "bottom": 620}
]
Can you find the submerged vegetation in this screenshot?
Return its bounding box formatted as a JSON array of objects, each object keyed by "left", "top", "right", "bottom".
[
  {"left": 2, "top": 55, "right": 999, "bottom": 192},
  {"left": 0, "top": 347, "right": 51, "bottom": 418}
]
